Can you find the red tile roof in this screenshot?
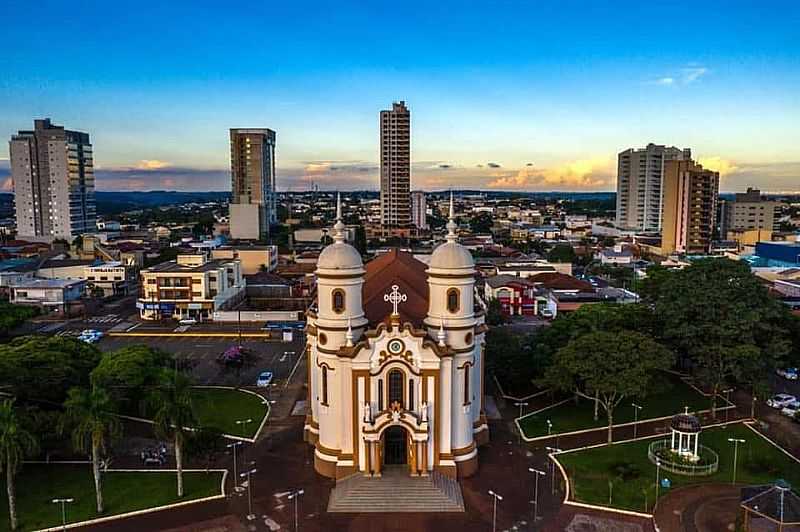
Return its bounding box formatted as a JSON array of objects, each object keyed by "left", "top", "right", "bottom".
[
  {"left": 363, "top": 248, "right": 429, "bottom": 326},
  {"left": 531, "top": 272, "right": 594, "bottom": 292}
]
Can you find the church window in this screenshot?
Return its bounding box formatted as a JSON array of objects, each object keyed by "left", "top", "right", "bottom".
[
  {"left": 408, "top": 379, "right": 415, "bottom": 411},
  {"left": 447, "top": 288, "right": 460, "bottom": 313},
  {"left": 388, "top": 369, "right": 404, "bottom": 405},
  {"left": 465, "top": 332, "right": 473, "bottom": 345},
  {"left": 378, "top": 379, "right": 384, "bottom": 411},
  {"left": 321, "top": 366, "right": 329, "bottom": 406},
  {"left": 463, "top": 365, "right": 471, "bottom": 405},
  {"left": 332, "top": 289, "right": 345, "bottom": 313},
  {"left": 318, "top": 332, "right": 327, "bottom": 346}
]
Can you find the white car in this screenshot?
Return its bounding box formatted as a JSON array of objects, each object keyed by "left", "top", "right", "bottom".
[
  {"left": 781, "top": 400, "right": 800, "bottom": 417},
  {"left": 256, "top": 371, "right": 274, "bottom": 387},
  {"left": 767, "top": 393, "right": 797, "bottom": 409},
  {"left": 777, "top": 368, "right": 799, "bottom": 380},
  {"left": 178, "top": 318, "right": 197, "bottom": 325}
]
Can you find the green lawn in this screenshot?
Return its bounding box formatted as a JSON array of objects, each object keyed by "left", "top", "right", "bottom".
[
  {"left": 191, "top": 387, "right": 269, "bottom": 438},
  {"left": 518, "top": 374, "right": 718, "bottom": 439},
  {"left": 0, "top": 464, "right": 222, "bottom": 532},
  {"left": 558, "top": 423, "right": 800, "bottom": 513}
]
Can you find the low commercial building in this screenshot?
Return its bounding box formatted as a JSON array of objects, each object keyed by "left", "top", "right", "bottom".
[
  {"left": 484, "top": 275, "right": 540, "bottom": 316},
  {"left": 10, "top": 278, "right": 86, "bottom": 313},
  {"left": 137, "top": 253, "right": 244, "bottom": 321},
  {"left": 211, "top": 245, "right": 278, "bottom": 274},
  {"left": 84, "top": 262, "right": 135, "bottom": 297}
]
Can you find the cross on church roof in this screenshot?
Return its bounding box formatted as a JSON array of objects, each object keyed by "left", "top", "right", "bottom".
[{"left": 384, "top": 284, "right": 407, "bottom": 316}]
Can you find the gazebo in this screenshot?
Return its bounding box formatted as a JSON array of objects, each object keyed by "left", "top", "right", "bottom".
[
  {"left": 670, "top": 407, "right": 702, "bottom": 461},
  {"left": 741, "top": 481, "right": 800, "bottom": 531}
]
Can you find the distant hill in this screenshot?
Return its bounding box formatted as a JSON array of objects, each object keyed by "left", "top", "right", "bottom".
[{"left": 94, "top": 191, "right": 231, "bottom": 215}]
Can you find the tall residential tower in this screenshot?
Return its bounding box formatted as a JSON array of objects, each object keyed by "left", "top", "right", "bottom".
[
  {"left": 379, "top": 102, "right": 412, "bottom": 234},
  {"left": 616, "top": 143, "right": 691, "bottom": 231},
  {"left": 10, "top": 119, "right": 96, "bottom": 241},
  {"left": 229, "top": 128, "right": 277, "bottom": 240},
  {"left": 661, "top": 160, "right": 720, "bottom": 255}
]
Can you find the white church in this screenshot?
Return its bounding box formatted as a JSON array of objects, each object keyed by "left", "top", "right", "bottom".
[{"left": 304, "top": 196, "right": 489, "bottom": 479}]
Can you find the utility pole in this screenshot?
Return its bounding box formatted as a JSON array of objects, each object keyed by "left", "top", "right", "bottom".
[
  {"left": 728, "top": 438, "right": 746, "bottom": 484},
  {"left": 631, "top": 402, "right": 643, "bottom": 440},
  {"left": 528, "top": 467, "right": 546, "bottom": 529},
  {"left": 488, "top": 490, "right": 503, "bottom": 532}
]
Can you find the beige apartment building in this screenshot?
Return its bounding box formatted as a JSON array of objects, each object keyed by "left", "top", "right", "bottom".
[
  {"left": 211, "top": 245, "right": 278, "bottom": 275},
  {"left": 661, "top": 160, "right": 719, "bottom": 255},
  {"left": 379, "top": 101, "right": 412, "bottom": 235},
  {"left": 719, "top": 187, "right": 783, "bottom": 239},
  {"left": 229, "top": 128, "right": 277, "bottom": 240},
  {"left": 137, "top": 254, "right": 244, "bottom": 321},
  {"left": 616, "top": 143, "right": 692, "bottom": 231}
]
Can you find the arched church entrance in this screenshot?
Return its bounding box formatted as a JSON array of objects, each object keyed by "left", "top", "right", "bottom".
[{"left": 383, "top": 426, "right": 407, "bottom": 465}]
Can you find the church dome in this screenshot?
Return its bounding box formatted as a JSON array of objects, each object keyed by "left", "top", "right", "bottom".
[
  {"left": 430, "top": 241, "right": 474, "bottom": 270},
  {"left": 318, "top": 241, "right": 363, "bottom": 270}
]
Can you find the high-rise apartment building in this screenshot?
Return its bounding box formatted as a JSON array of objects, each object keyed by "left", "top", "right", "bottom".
[
  {"left": 661, "top": 160, "right": 719, "bottom": 255},
  {"left": 10, "top": 119, "right": 96, "bottom": 241},
  {"left": 411, "top": 190, "right": 428, "bottom": 230},
  {"left": 229, "top": 128, "right": 277, "bottom": 240},
  {"left": 379, "top": 101, "right": 411, "bottom": 232},
  {"left": 616, "top": 143, "right": 691, "bottom": 231},
  {"left": 718, "top": 187, "right": 783, "bottom": 239}
]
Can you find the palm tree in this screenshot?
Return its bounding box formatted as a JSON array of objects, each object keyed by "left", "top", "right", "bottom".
[
  {"left": 60, "top": 386, "right": 121, "bottom": 513},
  {"left": 0, "top": 400, "right": 39, "bottom": 531},
  {"left": 147, "top": 372, "right": 196, "bottom": 497}
]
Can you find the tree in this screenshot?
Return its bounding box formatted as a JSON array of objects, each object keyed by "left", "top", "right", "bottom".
[
  {"left": 542, "top": 331, "right": 674, "bottom": 442},
  {"left": 60, "top": 387, "right": 122, "bottom": 513},
  {"left": 486, "top": 298, "right": 507, "bottom": 326},
  {"left": 0, "top": 400, "right": 39, "bottom": 531},
  {"left": 146, "top": 372, "right": 196, "bottom": 497},
  {"left": 469, "top": 213, "right": 493, "bottom": 234},
  {"left": 354, "top": 225, "right": 368, "bottom": 256},
  {"left": 0, "top": 336, "right": 101, "bottom": 404},
  {"left": 91, "top": 345, "right": 173, "bottom": 413},
  {"left": 0, "top": 303, "right": 38, "bottom": 337},
  {"left": 546, "top": 244, "right": 576, "bottom": 264},
  {"left": 643, "top": 258, "right": 793, "bottom": 415}
]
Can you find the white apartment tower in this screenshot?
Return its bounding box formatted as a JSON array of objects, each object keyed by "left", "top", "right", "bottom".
[
  {"left": 229, "top": 128, "right": 277, "bottom": 240},
  {"left": 411, "top": 190, "right": 428, "bottom": 230},
  {"left": 10, "top": 119, "right": 96, "bottom": 241},
  {"left": 615, "top": 143, "right": 691, "bottom": 231}
]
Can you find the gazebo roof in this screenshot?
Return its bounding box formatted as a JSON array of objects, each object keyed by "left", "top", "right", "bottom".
[
  {"left": 741, "top": 481, "right": 800, "bottom": 524},
  {"left": 670, "top": 410, "right": 701, "bottom": 433}
]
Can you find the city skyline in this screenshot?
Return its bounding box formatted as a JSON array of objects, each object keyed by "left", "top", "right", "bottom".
[{"left": 2, "top": 1, "right": 799, "bottom": 194}]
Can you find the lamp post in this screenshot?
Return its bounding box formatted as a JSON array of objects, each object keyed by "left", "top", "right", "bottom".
[
  {"left": 514, "top": 402, "right": 528, "bottom": 444},
  {"left": 528, "top": 467, "right": 546, "bottom": 527},
  {"left": 728, "top": 438, "right": 746, "bottom": 485},
  {"left": 288, "top": 489, "right": 305, "bottom": 532},
  {"left": 631, "top": 403, "right": 643, "bottom": 440},
  {"left": 488, "top": 490, "right": 503, "bottom": 532},
  {"left": 722, "top": 388, "right": 734, "bottom": 421},
  {"left": 240, "top": 467, "right": 257, "bottom": 520},
  {"left": 546, "top": 446, "right": 562, "bottom": 496},
  {"left": 235, "top": 418, "right": 253, "bottom": 457},
  {"left": 546, "top": 419, "right": 552, "bottom": 437},
  {"left": 226, "top": 441, "right": 243, "bottom": 492},
  {"left": 655, "top": 459, "right": 661, "bottom": 502},
  {"left": 52, "top": 498, "right": 74, "bottom": 531}
]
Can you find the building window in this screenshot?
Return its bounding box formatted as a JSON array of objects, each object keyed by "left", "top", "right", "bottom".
[
  {"left": 447, "top": 288, "right": 460, "bottom": 313},
  {"left": 318, "top": 332, "right": 327, "bottom": 346},
  {"left": 388, "top": 369, "right": 404, "bottom": 406},
  {"left": 463, "top": 365, "right": 471, "bottom": 405},
  {"left": 332, "top": 289, "right": 345, "bottom": 314},
  {"left": 465, "top": 332, "right": 473, "bottom": 345},
  {"left": 378, "top": 379, "right": 384, "bottom": 411},
  {"left": 321, "top": 366, "right": 328, "bottom": 406},
  {"left": 408, "top": 379, "right": 415, "bottom": 411}
]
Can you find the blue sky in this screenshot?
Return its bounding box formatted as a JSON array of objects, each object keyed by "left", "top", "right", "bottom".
[{"left": 1, "top": 0, "right": 799, "bottom": 192}]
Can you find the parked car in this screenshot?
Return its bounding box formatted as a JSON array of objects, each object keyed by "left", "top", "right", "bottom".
[
  {"left": 781, "top": 400, "right": 800, "bottom": 417},
  {"left": 540, "top": 309, "right": 554, "bottom": 319},
  {"left": 777, "top": 368, "right": 799, "bottom": 380},
  {"left": 78, "top": 329, "right": 103, "bottom": 344},
  {"left": 178, "top": 318, "right": 197, "bottom": 325},
  {"left": 256, "top": 371, "right": 274, "bottom": 387},
  {"left": 767, "top": 393, "right": 797, "bottom": 409}
]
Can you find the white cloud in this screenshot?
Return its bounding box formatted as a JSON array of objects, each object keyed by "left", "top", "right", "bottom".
[
  {"left": 681, "top": 67, "right": 708, "bottom": 84},
  {"left": 655, "top": 77, "right": 675, "bottom": 86}
]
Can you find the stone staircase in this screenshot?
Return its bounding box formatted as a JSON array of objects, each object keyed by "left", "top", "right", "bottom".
[{"left": 327, "top": 466, "right": 465, "bottom": 513}]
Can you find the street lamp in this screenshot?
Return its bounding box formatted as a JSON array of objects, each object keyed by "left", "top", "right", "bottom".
[
  {"left": 240, "top": 467, "right": 257, "bottom": 521},
  {"left": 528, "top": 467, "right": 546, "bottom": 525},
  {"left": 488, "top": 490, "right": 503, "bottom": 532},
  {"left": 722, "top": 388, "right": 734, "bottom": 422},
  {"left": 631, "top": 403, "right": 643, "bottom": 440},
  {"left": 546, "top": 446, "right": 562, "bottom": 497},
  {"left": 287, "top": 488, "right": 305, "bottom": 532},
  {"left": 514, "top": 402, "right": 528, "bottom": 444},
  {"left": 235, "top": 418, "right": 253, "bottom": 443},
  {"left": 226, "top": 441, "right": 244, "bottom": 492},
  {"left": 52, "top": 498, "right": 74, "bottom": 531},
  {"left": 728, "top": 438, "right": 746, "bottom": 484},
  {"left": 655, "top": 459, "right": 661, "bottom": 501},
  {"left": 546, "top": 419, "right": 552, "bottom": 437}
]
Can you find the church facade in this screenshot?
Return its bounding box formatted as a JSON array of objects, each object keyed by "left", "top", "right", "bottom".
[{"left": 304, "top": 197, "right": 489, "bottom": 479}]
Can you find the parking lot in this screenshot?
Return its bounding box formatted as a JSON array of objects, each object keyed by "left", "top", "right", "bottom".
[{"left": 97, "top": 333, "right": 306, "bottom": 388}]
